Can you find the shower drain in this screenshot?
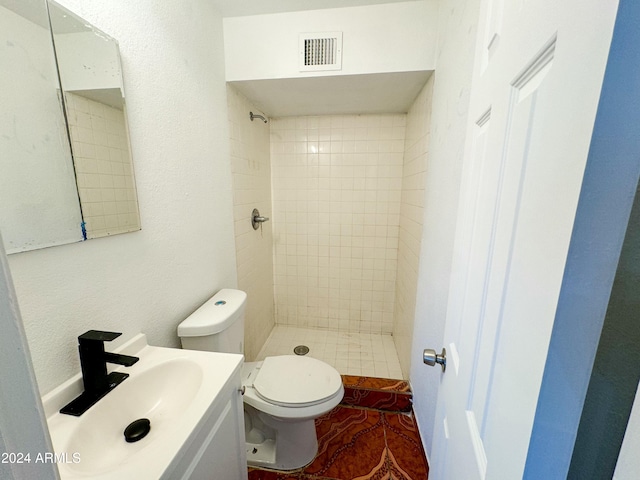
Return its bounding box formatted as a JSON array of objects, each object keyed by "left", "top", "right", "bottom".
[{"left": 293, "top": 345, "right": 310, "bottom": 355}]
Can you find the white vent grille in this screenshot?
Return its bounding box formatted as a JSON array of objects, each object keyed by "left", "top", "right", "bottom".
[{"left": 299, "top": 32, "right": 343, "bottom": 72}]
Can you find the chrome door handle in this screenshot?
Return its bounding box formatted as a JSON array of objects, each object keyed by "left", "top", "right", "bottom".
[{"left": 423, "top": 348, "right": 446, "bottom": 373}]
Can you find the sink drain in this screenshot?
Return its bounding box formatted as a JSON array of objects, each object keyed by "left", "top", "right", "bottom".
[
  {"left": 293, "top": 345, "right": 309, "bottom": 356},
  {"left": 124, "top": 418, "right": 151, "bottom": 443}
]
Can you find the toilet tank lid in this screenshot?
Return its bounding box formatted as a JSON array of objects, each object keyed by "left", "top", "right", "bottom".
[{"left": 177, "top": 289, "right": 247, "bottom": 337}]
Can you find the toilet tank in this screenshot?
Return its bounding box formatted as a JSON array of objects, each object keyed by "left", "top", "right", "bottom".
[{"left": 177, "top": 289, "right": 246, "bottom": 355}]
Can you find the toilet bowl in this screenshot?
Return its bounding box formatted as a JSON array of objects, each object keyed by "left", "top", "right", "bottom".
[{"left": 177, "top": 289, "right": 344, "bottom": 470}]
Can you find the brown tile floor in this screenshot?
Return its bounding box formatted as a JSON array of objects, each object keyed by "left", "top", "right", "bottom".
[
  {"left": 248, "top": 376, "right": 429, "bottom": 480},
  {"left": 341, "top": 375, "right": 413, "bottom": 412}
]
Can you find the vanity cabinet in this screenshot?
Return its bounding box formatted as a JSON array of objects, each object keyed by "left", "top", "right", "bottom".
[
  {"left": 164, "top": 367, "right": 247, "bottom": 480},
  {"left": 43, "top": 337, "right": 247, "bottom": 480}
]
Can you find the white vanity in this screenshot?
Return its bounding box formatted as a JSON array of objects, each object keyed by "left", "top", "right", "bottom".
[{"left": 42, "top": 334, "right": 247, "bottom": 479}]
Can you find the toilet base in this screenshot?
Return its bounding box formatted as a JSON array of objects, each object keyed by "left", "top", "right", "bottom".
[
  {"left": 244, "top": 404, "right": 319, "bottom": 470},
  {"left": 246, "top": 439, "right": 276, "bottom": 466}
]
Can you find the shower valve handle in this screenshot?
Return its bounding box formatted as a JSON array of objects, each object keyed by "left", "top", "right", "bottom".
[{"left": 251, "top": 208, "right": 269, "bottom": 230}]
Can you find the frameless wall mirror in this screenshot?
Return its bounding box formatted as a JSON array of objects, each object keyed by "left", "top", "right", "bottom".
[
  {"left": 48, "top": 0, "right": 140, "bottom": 242},
  {"left": 0, "top": 0, "right": 84, "bottom": 252},
  {"left": 0, "top": 0, "right": 140, "bottom": 254}
]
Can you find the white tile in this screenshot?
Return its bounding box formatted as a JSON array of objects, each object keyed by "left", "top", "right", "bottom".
[{"left": 258, "top": 326, "right": 403, "bottom": 379}]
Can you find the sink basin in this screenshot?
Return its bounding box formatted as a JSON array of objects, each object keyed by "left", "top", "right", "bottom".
[
  {"left": 43, "top": 334, "right": 244, "bottom": 479},
  {"left": 65, "top": 358, "right": 202, "bottom": 474}
]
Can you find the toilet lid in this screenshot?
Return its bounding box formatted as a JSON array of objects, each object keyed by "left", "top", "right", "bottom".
[{"left": 253, "top": 355, "right": 342, "bottom": 407}]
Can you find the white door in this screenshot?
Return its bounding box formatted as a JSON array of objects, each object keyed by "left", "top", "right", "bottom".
[{"left": 430, "top": 1, "right": 619, "bottom": 478}]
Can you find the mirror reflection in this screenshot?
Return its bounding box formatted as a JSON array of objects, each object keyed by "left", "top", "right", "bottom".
[
  {"left": 0, "top": 0, "right": 84, "bottom": 252},
  {"left": 49, "top": 0, "right": 140, "bottom": 240},
  {"left": 0, "top": 0, "right": 140, "bottom": 254}
]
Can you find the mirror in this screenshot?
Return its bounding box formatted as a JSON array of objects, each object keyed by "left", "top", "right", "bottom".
[
  {"left": 0, "top": 0, "right": 140, "bottom": 254},
  {"left": 48, "top": 1, "right": 140, "bottom": 241},
  {"left": 0, "top": 0, "right": 84, "bottom": 252}
]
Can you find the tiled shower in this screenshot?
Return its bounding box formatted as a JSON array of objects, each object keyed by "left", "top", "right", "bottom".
[
  {"left": 227, "top": 76, "right": 434, "bottom": 379},
  {"left": 270, "top": 113, "right": 405, "bottom": 335}
]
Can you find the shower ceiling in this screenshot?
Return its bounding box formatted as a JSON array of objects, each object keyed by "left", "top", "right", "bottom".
[{"left": 228, "top": 71, "right": 432, "bottom": 117}]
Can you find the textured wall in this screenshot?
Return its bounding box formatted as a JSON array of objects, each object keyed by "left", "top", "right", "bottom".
[
  {"left": 6, "top": 0, "right": 237, "bottom": 395},
  {"left": 227, "top": 86, "right": 275, "bottom": 361},
  {"left": 409, "top": 0, "right": 481, "bottom": 458}
]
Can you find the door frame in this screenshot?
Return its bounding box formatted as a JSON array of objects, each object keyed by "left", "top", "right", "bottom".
[
  {"left": 525, "top": 0, "right": 640, "bottom": 477},
  {"left": 0, "top": 234, "right": 59, "bottom": 479}
]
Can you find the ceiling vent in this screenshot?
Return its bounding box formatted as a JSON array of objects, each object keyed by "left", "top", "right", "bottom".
[{"left": 299, "top": 32, "right": 343, "bottom": 72}]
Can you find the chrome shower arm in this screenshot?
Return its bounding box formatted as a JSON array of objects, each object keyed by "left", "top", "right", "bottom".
[{"left": 249, "top": 111, "right": 268, "bottom": 123}]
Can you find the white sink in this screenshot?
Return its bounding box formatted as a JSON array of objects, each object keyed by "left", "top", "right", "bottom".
[{"left": 43, "top": 334, "right": 244, "bottom": 479}]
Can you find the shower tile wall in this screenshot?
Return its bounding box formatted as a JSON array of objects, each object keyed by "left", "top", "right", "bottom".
[
  {"left": 66, "top": 92, "right": 139, "bottom": 239},
  {"left": 393, "top": 76, "right": 434, "bottom": 377},
  {"left": 270, "top": 114, "right": 406, "bottom": 335},
  {"left": 227, "top": 86, "right": 275, "bottom": 361}
]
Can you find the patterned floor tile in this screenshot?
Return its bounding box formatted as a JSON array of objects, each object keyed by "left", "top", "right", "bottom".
[
  {"left": 341, "top": 375, "right": 412, "bottom": 412},
  {"left": 247, "top": 376, "right": 428, "bottom": 480},
  {"left": 341, "top": 376, "right": 410, "bottom": 392},
  {"left": 341, "top": 388, "right": 412, "bottom": 412},
  {"left": 303, "top": 406, "right": 390, "bottom": 479},
  {"left": 383, "top": 413, "right": 429, "bottom": 480},
  {"left": 248, "top": 467, "right": 300, "bottom": 479}
]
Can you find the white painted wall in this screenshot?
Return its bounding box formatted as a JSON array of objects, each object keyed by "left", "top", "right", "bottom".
[
  {"left": 224, "top": 1, "right": 438, "bottom": 81},
  {"left": 5, "top": 0, "right": 237, "bottom": 395},
  {"left": 409, "top": 0, "right": 481, "bottom": 457}
]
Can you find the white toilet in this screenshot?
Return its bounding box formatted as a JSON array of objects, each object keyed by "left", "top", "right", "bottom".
[{"left": 177, "top": 289, "right": 344, "bottom": 471}]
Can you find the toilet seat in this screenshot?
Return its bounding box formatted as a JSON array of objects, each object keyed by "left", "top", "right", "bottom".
[
  {"left": 253, "top": 355, "right": 342, "bottom": 407},
  {"left": 242, "top": 356, "right": 344, "bottom": 421}
]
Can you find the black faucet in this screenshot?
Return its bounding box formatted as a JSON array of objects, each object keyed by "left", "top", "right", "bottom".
[{"left": 60, "top": 330, "right": 139, "bottom": 416}]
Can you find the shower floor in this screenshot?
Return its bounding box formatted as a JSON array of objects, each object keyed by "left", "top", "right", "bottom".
[{"left": 255, "top": 325, "right": 404, "bottom": 379}]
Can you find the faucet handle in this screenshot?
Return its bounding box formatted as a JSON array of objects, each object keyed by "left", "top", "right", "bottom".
[
  {"left": 61, "top": 330, "right": 134, "bottom": 416},
  {"left": 78, "top": 330, "right": 122, "bottom": 343}
]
